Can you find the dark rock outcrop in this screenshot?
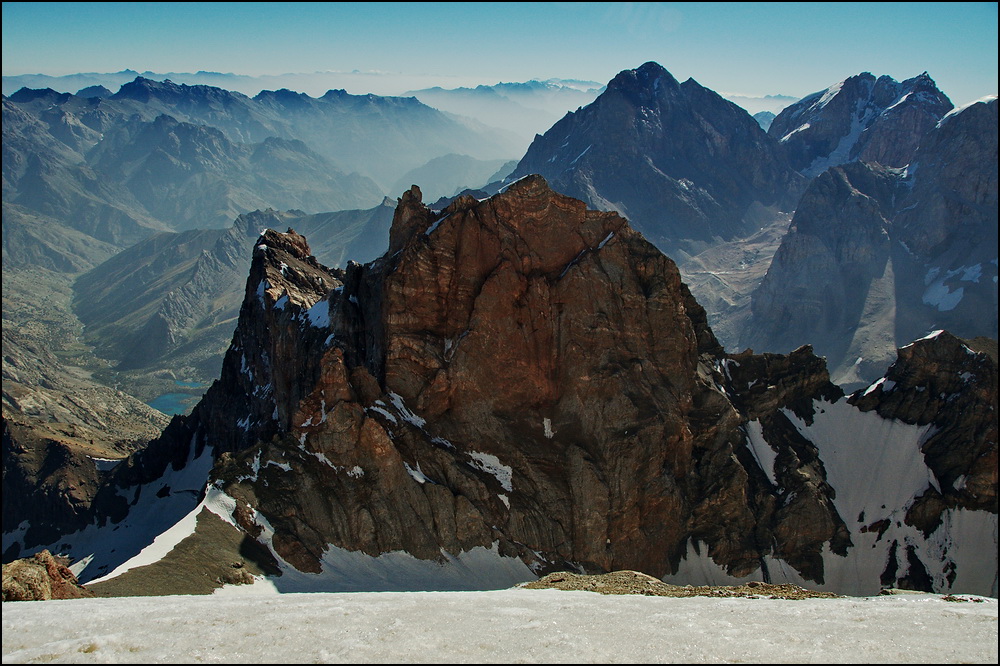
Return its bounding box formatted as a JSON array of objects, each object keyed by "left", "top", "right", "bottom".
[{"left": 850, "top": 331, "right": 998, "bottom": 525}]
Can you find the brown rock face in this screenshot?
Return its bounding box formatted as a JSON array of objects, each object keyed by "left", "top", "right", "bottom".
[
  {"left": 185, "top": 175, "right": 854, "bottom": 583},
  {"left": 17, "top": 174, "right": 995, "bottom": 595},
  {"left": 2, "top": 549, "right": 94, "bottom": 601}
]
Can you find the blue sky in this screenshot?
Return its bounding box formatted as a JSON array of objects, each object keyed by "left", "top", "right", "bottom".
[{"left": 2, "top": 2, "right": 997, "bottom": 105}]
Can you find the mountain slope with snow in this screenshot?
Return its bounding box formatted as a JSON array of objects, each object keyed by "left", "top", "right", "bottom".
[
  {"left": 769, "top": 72, "right": 953, "bottom": 176},
  {"left": 4, "top": 178, "right": 994, "bottom": 599}
]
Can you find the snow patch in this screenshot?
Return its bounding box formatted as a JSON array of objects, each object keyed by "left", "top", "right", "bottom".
[
  {"left": 467, "top": 451, "right": 513, "bottom": 492},
  {"left": 404, "top": 461, "right": 432, "bottom": 485},
  {"left": 783, "top": 399, "right": 936, "bottom": 524},
  {"left": 937, "top": 95, "right": 998, "bottom": 126},
  {"left": 425, "top": 213, "right": 450, "bottom": 236},
  {"left": 779, "top": 122, "right": 811, "bottom": 142},
  {"left": 744, "top": 421, "right": 778, "bottom": 486},
  {"left": 862, "top": 377, "right": 895, "bottom": 396},
  {"left": 305, "top": 299, "right": 330, "bottom": 328},
  {"left": 90, "top": 457, "right": 122, "bottom": 472},
  {"left": 923, "top": 282, "right": 964, "bottom": 311},
  {"left": 366, "top": 404, "right": 398, "bottom": 424},
  {"left": 3, "top": 587, "right": 997, "bottom": 663},
  {"left": 388, "top": 392, "right": 426, "bottom": 428},
  {"left": 67, "top": 440, "right": 217, "bottom": 584}
]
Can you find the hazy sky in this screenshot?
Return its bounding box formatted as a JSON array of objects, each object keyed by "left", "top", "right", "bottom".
[{"left": 3, "top": 2, "right": 997, "bottom": 105}]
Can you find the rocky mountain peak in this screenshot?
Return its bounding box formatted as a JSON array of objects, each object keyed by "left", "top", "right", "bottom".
[
  {"left": 248, "top": 227, "right": 334, "bottom": 314},
  {"left": 113, "top": 76, "right": 247, "bottom": 107},
  {"left": 112, "top": 76, "right": 179, "bottom": 102},
  {"left": 506, "top": 63, "right": 802, "bottom": 258},
  {"left": 769, "top": 70, "right": 952, "bottom": 175},
  {"left": 386, "top": 184, "right": 431, "bottom": 254},
  {"left": 75, "top": 85, "right": 113, "bottom": 99},
  {"left": 253, "top": 88, "right": 314, "bottom": 109},
  {"left": 604, "top": 61, "right": 682, "bottom": 102},
  {"left": 7, "top": 87, "right": 69, "bottom": 105},
  {"left": 850, "top": 330, "right": 996, "bottom": 425}
]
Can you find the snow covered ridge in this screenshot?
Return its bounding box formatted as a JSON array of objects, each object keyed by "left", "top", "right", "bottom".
[
  {"left": 937, "top": 94, "right": 998, "bottom": 126},
  {"left": 770, "top": 71, "right": 955, "bottom": 176}
]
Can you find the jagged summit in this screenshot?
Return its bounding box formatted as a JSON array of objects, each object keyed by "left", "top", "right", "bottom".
[
  {"left": 745, "top": 93, "right": 996, "bottom": 389},
  {"left": 112, "top": 76, "right": 252, "bottom": 104},
  {"left": 769, "top": 71, "right": 953, "bottom": 175},
  {"left": 254, "top": 87, "right": 314, "bottom": 105}
]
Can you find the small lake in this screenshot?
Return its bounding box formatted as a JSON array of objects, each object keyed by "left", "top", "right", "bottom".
[{"left": 147, "top": 380, "right": 208, "bottom": 415}]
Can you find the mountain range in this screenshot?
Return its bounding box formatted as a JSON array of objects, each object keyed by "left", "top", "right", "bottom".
[
  {"left": 488, "top": 62, "right": 995, "bottom": 392},
  {"left": 4, "top": 177, "right": 995, "bottom": 599},
  {"left": 72, "top": 200, "right": 397, "bottom": 393},
  {"left": 2, "top": 62, "right": 996, "bottom": 599},
  {"left": 2, "top": 75, "right": 527, "bottom": 413}
]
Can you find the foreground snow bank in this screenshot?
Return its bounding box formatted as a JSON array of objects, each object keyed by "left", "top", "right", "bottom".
[{"left": 2, "top": 588, "right": 996, "bottom": 663}]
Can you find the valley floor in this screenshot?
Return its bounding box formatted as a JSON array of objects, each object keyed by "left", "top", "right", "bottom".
[{"left": 2, "top": 586, "right": 996, "bottom": 664}]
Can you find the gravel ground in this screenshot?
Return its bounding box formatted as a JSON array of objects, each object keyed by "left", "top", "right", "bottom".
[{"left": 520, "top": 570, "right": 843, "bottom": 599}]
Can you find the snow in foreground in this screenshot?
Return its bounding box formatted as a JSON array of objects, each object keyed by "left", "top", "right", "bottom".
[{"left": 2, "top": 588, "right": 996, "bottom": 664}]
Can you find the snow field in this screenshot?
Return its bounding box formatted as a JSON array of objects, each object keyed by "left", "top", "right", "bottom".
[{"left": 2, "top": 589, "right": 996, "bottom": 664}]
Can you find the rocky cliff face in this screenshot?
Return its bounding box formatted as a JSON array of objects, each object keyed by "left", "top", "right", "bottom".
[
  {"left": 894, "top": 97, "right": 999, "bottom": 269},
  {"left": 4, "top": 177, "right": 994, "bottom": 596},
  {"left": 745, "top": 96, "right": 998, "bottom": 389},
  {"left": 743, "top": 162, "right": 902, "bottom": 383},
  {"left": 769, "top": 72, "right": 953, "bottom": 176},
  {"left": 505, "top": 62, "right": 804, "bottom": 259}
]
